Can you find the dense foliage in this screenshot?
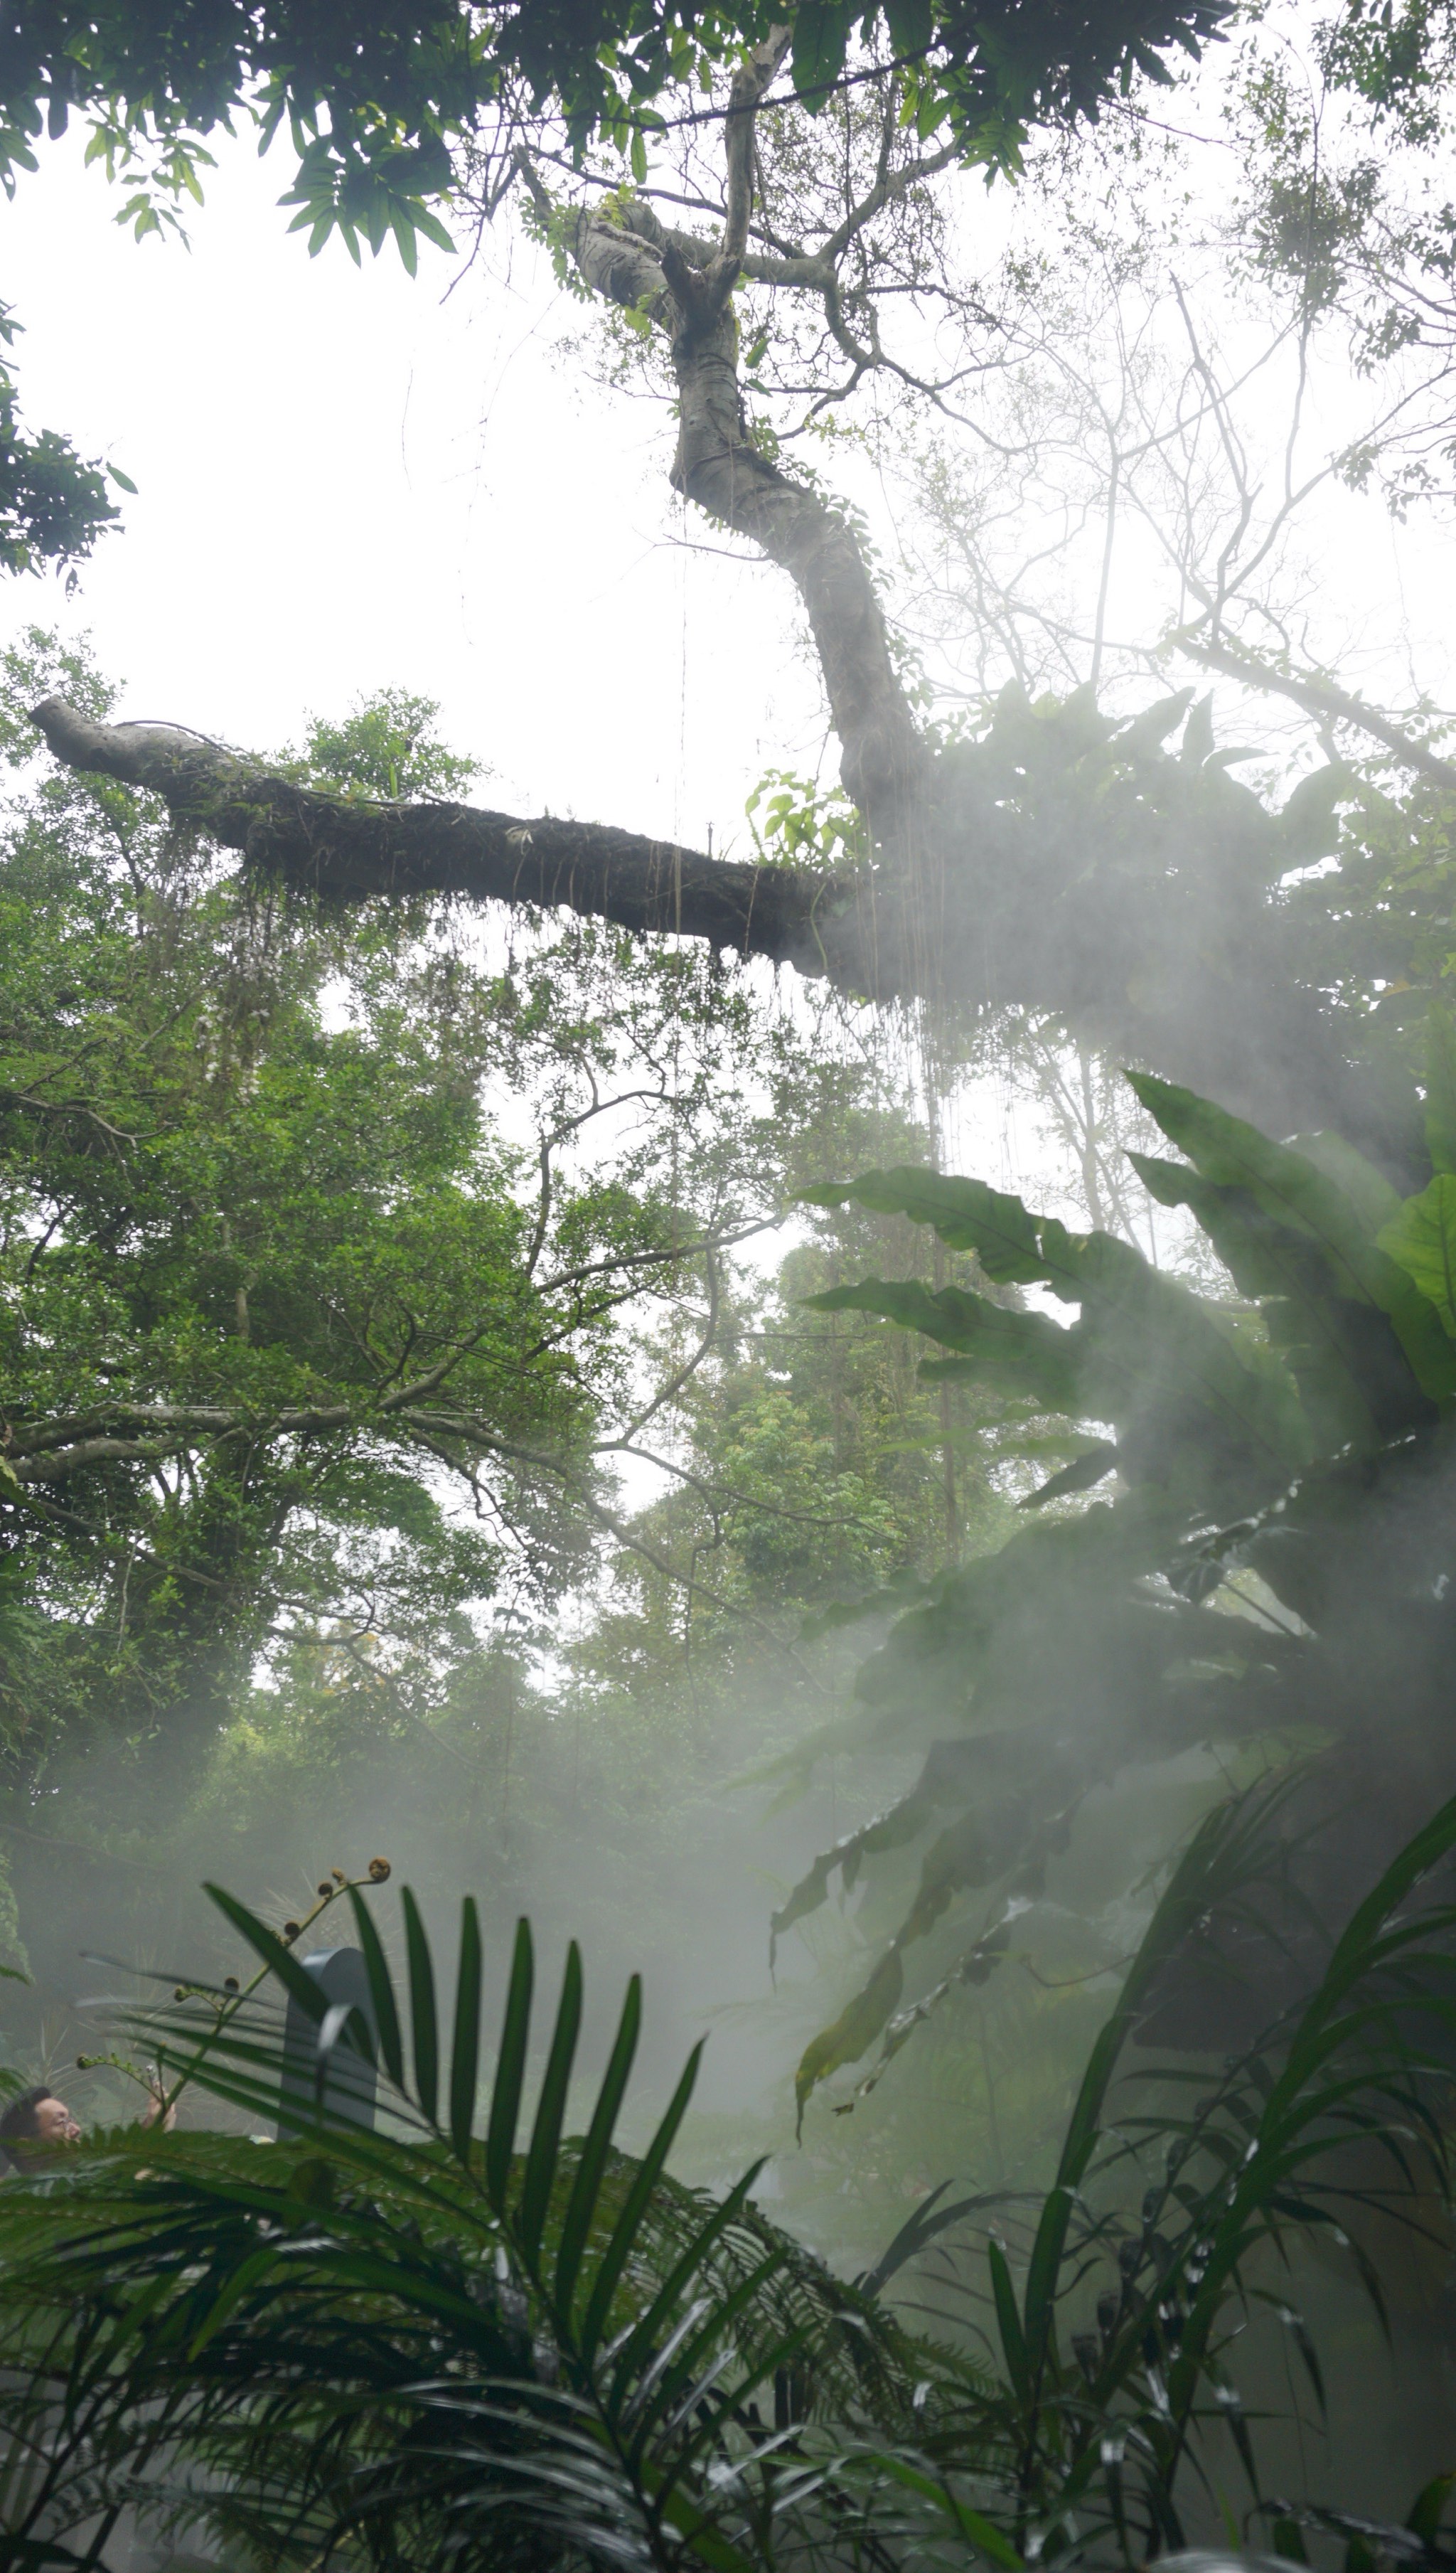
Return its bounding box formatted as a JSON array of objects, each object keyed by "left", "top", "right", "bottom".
[
  {"left": 774, "top": 1050, "right": 1456, "bottom": 2121},
  {"left": 11, "top": 0, "right": 1456, "bottom": 2546},
  {"left": 4, "top": 1786, "right": 1456, "bottom": 2568}
]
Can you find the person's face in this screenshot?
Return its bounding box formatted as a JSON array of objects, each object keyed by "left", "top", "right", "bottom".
[{"left": 31, "top": 2095, "right": 80, "bottom": 2146}]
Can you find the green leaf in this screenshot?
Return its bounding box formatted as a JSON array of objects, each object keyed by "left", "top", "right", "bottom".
[
  {"left": 1182, "top": 691, "right": 1214, "bottom": 763},
  {"left": 987, "top": 2234, "right": 1029, "bottom": 2397},
  {"left": 1128, "top": 1070, "right": 1456, "bottom": 1406},
  {"left": 105, "top": 464, "right": 138, "bottom": 494},
  {"left": 791, "top": 1, "right": 855, "bottom": 102},
  {"left": 1288, "top": 1129, "right": 1401, "bottom": 1237},
  {"left": 609, "top": 2157, "right": 768, "bottom": 2394},
  {"left": 345, "top": 1887, "right": 404, "bottom": 2090},
  {"left": 486, "top": 1917, "right": 533, "bottom": 2214},
  {"left": 793, "top": 1947, "right": 903, "bottom": 2135},
  {"left": 872, "top": 2458, "right": 1026, "bottom": 2569},
  {"left": 1376, "top": 1173, "right": 1456, "bottom": 1333},
  {"left": 798, "top": 1166, "right": 1046, "bottom": 1283},
  {"left": 400, "top": 1887, "right": 439, "bottom": 2126},
  {"left": 1278, "top": 762, "right": 1346, "bottom": 862},
  {"left": 519, "top": 1940, "right": 582, "bottom": 2261},
  {"left": 1020, "top": 1439, "right": 1119, "bottom": 1508},
  {"left": 387, "top": 204, "right": 419, "bottom": 276},
  {"left": 553, "top": 1971, "right": 641, "bottom": 2321},
  {"left": 1116, "top": 686, "right": 1194, "bottom": 756},
  {"left": 884, "top": 0, "right": 935, "bottom": 59},
  {"left": 204, "top": 1885, "right": 329, "bottom": 2025},
  {"left": 1406, "top": 2469, "right": 1456, "bottom": 2546},
  {"left": 579, "top": 2037, "right": 704, "bottom": 2358},
  {"left": 806, "top": 1277, "right": 1082, "bottom": 1407},
  {"left": 1426, "top": 1007, "right": 1456, "bottom": 1176},
  {"left": 412, "top": 205, "right": 456, "bottom": 255},
  {"left": 629, "top": 125, "right": 648, "bottom": 181},
  {"left": 448, "top": 1895, "right": 482, "bottom": 2163}
]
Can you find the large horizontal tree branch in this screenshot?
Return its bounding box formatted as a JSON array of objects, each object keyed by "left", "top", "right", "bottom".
[
  {"left": 30, "top": 694, "right": 899, "bottom": 993},
  {"left": 28, "top": 693, "right": 1420, "bottom": 1173}
]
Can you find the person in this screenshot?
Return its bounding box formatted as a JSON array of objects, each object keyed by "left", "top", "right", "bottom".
[{"left": 0, "top": 2077, "right": 171, "bottom": 2173}]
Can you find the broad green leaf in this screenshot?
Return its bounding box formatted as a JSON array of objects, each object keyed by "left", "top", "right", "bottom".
[
  {"left": 1288, "top": 1129, "right": 1401, "bottom": 1236},
  {"left": 1376, "top": 1173, "right": 1456, "bottom": 1333},
  {"left": 1277, "top": 762, "right": 1346, "bottom": 863},
  {"left": 1181, "top": 692, "right": 1214, "bottom": 764},
  {"left": 884, "top": 0, "right": 935, "bottom": 58},
  {"left": 791, "top": 1, "right": 855, "bottom": 102},
  {"left": 793, "top": 1947, "right": 903, "bottom": 2134},
  {"left": 798, "top": 1166, "right": 1046, "bottom": 1282},
  {"left": 1128, "top": 1070, "right": 1456, "bottom": 1405},
  {"left": 1129, "top": 1151, "right": 1383, "bottom": 1451},
  {"left": 771, "top": 1737, "right": 992, "bottom": 1959},
  {"left": 1021, "top": 1439, "right": 1119, "bottom": 1507},
  {"left": 806, "top": 1276, "right": 1081, "bottom": 1407},
  {"left": 1116, "top": 686, "right": 1194, "bottom": 757},
  {"left": 1426, "top": 1007, "right": 1456, "bottom": 1176}
]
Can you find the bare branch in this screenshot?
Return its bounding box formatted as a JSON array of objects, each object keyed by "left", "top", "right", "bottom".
[{"left": 1177, "top": 636, "right": 1456, "bottom": 789}]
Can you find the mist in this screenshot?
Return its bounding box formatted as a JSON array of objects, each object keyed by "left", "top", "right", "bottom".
[{"left": 6, "top": 0, "right": 1456, "bottom": 2563}]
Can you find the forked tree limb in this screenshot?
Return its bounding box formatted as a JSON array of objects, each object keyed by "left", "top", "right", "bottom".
[{"left": 1182, "top": 636, "right": 1456, "bottom": 792}]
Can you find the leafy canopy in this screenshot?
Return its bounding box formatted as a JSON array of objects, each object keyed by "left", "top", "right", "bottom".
[{"left": 774, "top": 1054, "right": 1456, "bottom": 2122}]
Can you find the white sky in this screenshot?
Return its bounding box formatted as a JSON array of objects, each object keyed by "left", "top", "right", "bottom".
[
  {"left": 6, "top": 131, "right": 828, "bottom": 849},
  {"left": 9, "top": 94, "right": 1456, "bottom": 861},
  {"left": 10, "top": 81, "right": 1456, "bottom": 1266}
]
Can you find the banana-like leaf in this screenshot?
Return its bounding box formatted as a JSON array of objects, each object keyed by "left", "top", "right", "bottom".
[
  {"left": 800, "top": 1164, "right": 1046, "bottom": 1282},
  {"left": 1426, "top": 1006, "right": 1456, "bottom": 1178},
  {"left": 805, "top": 1168, "right": 1313, "bottom": 1493},
  {"left": 807, "top": 1275, "right": 1083, "bottom": 1407},
  {"left": 1022, "top": 1438, "right": 1119, "bottom": 1506},
  {"left": 1376, "top": 1173, "right": 1456, "bottom": 1334},
  {"left": 770, "top": 1733, "right": 1015, "bottom": 1963},
  {"left": 1128, "top": 1070, "right": 1456, "bottom": 1406}
]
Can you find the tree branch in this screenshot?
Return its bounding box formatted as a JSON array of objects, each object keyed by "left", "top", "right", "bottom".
[
  {"left": 29, "top": 693, "right": 890, "bottom": 992},
  {"left": 1179, "top": 636, "right": 1456, "bottom": 789},
  {"left": 561, "top": 75, "right": 931, "bottom": 842}
]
